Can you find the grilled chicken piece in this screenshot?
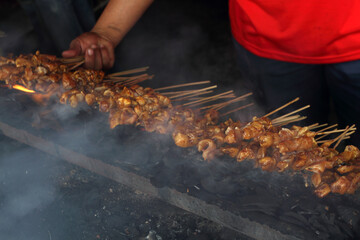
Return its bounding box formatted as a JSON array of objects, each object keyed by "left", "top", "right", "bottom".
[
  {"left": 198, "top": 139, "right": 218, "bottom": 161},
  {"left": 315, "top": 183, "right": 331, "bottom": 198}
]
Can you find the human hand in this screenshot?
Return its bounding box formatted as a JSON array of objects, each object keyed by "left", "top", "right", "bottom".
[{"left": 62, "top": 31, "right": 115, "bottom": 70}]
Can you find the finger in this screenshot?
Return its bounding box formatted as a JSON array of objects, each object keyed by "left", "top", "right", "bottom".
[
  {"left": 61, "top": 49, "right": 78, "bottom": 58},
  {"left": 69, "top": 39, "right": 83, "bottom": 55},
  {"left": 84, "top": 48, "right": 95, "bottom": 69},
  {"left": 99, "top": 45, "right": 111, "bottom": 69},
  {"left": 92, "top": 46, "right": 103, "bottom": 70},
  {"left": 62, "top": 39, "right": 82, "bottom": 58},
  {"left": 101, "top": 42, "right": 115, "bottom": 68}
]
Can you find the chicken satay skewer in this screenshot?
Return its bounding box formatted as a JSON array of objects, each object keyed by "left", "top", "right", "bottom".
[
  {"left": 272, "top": 105, "right": 310, "bottom": 122},
  {"left": 57, "top": 56, "right": 84, "bottom": 64},
  {"left": 171, "top": 91, "right": 214, "bottom": 101},
  {"left": 263, "top": 97, "right": 300, "bottom": 118},
  {"left": 315, "top": 132, "right": 335, "bottom": 141},
  {"left": 308, "top": 123, "right": 328, "bottom": 131},
  {"left": 315, "top": 125, "right": 356, "bottom": 142},
  {"left": 107, "top": 66, "right": 150, "bottom": 77},
  {"left": 213, "top": 93, "right": 253, "bottom": 111},
  {"left": 319, "top": 125, "right": 355, "bottom": 148},
  {"left": 315, "top": 124, "right": 338, "bottom": 134},
  {"left": 69, "top": 60, "right": 85, "bottom": 70},
  {"left": 220, "top": 103, "right": 255, "bottom": 116},
  {"left": 169, "top": 85, "right": 217, "bottom": 99},
  {"left": 316, "top": 125, "right": 356, "bottom": 135},
  {"left": 273, "top": 115, "right": 307, "bottom": 126},
  {"left": 121, "top": 74, "right": 153, "bottom": 86},
  {"left": 275, "top": 116, "right": 308, "bottom": 126},
  {"left": 307, "top": 123, "right": 320, "bottom": 129},
  {"left": 185, "top": 94, "right": 233, "bottom": 102},
  {"left": 154, "top": 80, "right": 211, "bottom": 91},
  {"left": 333, "top": 129, "right": 356, "bottom": 149},
  {"left": 182, "top": 90, "right": 234, "bottom": 107}
]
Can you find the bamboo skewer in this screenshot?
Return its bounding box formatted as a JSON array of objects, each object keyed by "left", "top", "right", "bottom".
[
  {"left": 200, "top": 102, "right": 224, "bottom": 110},
  {"left": 162, "top": 90, "right": 196, "bottom": 95},
  {"left": 315, "top": 124, "right": 338, "bottom": 134},
  {"left": 154, "top": 81, "right": 211, "bottom": 91},
  {"left": 187, "top": 94, "right": 235, "bottom": 107},
  {"left": 272, "top": 115, "right": 302, "bottom": 124},
  {"left": 272, "top": 105, "right": 310, "bottom": 122},
  {"left": 308, "top": 123, "right": 328, "bottom": 131},
  {"left": 220, "top": 103, "right": 255, "bottom": 117},
  {"left": 182, "top": 93, "right": 233, "bottom": 101},
  {"left": 213, "top": 92, "right": 253, "bottom": 111},
  {"left": 182, "top": 90, "right": 234, "bottom": 107},
  {"left": 307, "top": 123, "right": 319, "bottom": 129},
  {"left": 107, "top": 67, "right": 149, "bottom": 77},
  {"left": 168, "top": 86, "right": 217, "bottom": 99},
  {"left": 121, "top": 74, "right": 152, "bottom": 85},
  {"left": 315, "top": 133, "right": 332, "bottom": 141},
  {"left": 274, "top": 116, "right": 308, "bottom": 127},
  {"left": 317, "top": 124, "right": 355, "bottom": 148},
  {"left": 315, "top": 126, "right": 356, "bottom": 141},
  {"left": 317, "top": 136, "right": 351, "bottom": 144},
  {"left": 316, "top": 126, "right": 356, "bottom": 135},
  {"left": 172, "top": 91, "right": 215, "bottom": 101},
  {"left": 263, "top": 97, "right": 300, "bottom": 118},
  {"left": 180, "top": 93, "right": 234, "bottom": 105},
  {"left": 333, "top": 126, "right": 354, "bottom": 149},
  {"left": 58, "top": 56, "right": 84, "bottom": 64},
  {"left": 69, "top": 60, "right": 84, "bottom": 70},
  {"left": 104, "top": 76, "right": 129, "bottom": 81},
  {"left": 161, "top": 88, "right": 217, "bottom": 96}
]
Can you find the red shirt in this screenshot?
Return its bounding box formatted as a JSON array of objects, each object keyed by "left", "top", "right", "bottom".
[{"left": 229, "top": 0, "right": 360, "bottom": 64}]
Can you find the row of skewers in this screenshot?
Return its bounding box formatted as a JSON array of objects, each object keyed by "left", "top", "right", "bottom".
[{"left": 0, "top": 51, "right": 359, "bottom": 198}]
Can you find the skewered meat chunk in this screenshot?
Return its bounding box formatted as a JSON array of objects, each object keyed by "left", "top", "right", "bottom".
[
  {"left": 59, "top": 89, "right": 79, "bottom": 104},
  {"left": 109, "top": 108, "right": 138, "bottom": 128},
  {"left": 277, "top": 136, "right": 316, "bottom": 154},
  {"left": 258, "top": 157, "right": 276, "bottom": 171},
  {"left": 85, "top": 93, "right": 96, "bottom": 106},
  {"left": 276, "top": 158, "right": 292, "bottom": 172},
  {"left": 69, "top": 92, "right": 85, "bottom": 108},
  {"left": 237, "top": 146, "right": 256, "bottom": 162},
  {"left": 62, "top": 72, "right": 76, "bottom": 89},
  {"left": 305, "top": 161, "right": 327, "bottom": 174},
  {"left": 0, "top": 65, "right": 21, "bottom": 80},
  {"left": 173, "top": 132, "right": 191, "bottom": 148},
  {"left": 346, "top": 172, "right": 360, "bottom": 194},
  {"left": 315, "top": 183, "right": 331, "bottom": 198},
  {"left": 336, "top": 165, "right": 355, "bottom": 174},
  {"left": 242, "top": 117, "right": 272, "bottom": 140},
  {"left": 220, "top": 147, "right": 239, "bottom": 158},
  {"left": 198, "top": 139, "right": 218, "bottom": 161},
  {"left": 224, "top": 126, "right": 237, "bottom": 144},
  {"left": 203, "top": 109, "right": 219, "bottom": 125},
  {"left": 311, "top": 172, "right": 322, "bottom": 188},
  {"left": 99, "top": 99, "right": 112, "bottom": 112},
  {"left": 331, "top": 176, "right": 351, "bottom": 195},
  {"left": 258, "top": 133, "right": 274, "bottom": 148}
]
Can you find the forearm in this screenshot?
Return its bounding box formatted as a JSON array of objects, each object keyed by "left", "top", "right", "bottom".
[{"left": 91, "top": 0, "right": 154, "bottom": 47}]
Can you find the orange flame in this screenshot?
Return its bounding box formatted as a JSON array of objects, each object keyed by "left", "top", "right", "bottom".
[{"left": 13, "top": 85, "right": 35, "bottom": 93}]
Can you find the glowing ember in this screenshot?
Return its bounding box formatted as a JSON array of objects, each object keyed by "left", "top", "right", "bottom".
[{"left": 12, "top": 85, "right": 35, "bottom": 93}]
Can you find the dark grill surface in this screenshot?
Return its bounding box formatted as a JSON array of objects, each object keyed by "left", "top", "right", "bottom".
[{"left": 1, "top": 88, "right": 359, "bottom": 240}]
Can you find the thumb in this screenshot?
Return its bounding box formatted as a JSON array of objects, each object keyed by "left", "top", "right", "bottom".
[{"left": 62, "top": 40, "right": 82, "bottom": 58}]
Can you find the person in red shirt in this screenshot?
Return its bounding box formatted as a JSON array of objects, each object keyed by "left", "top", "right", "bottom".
[
  {"left": 228, "top": 0, "right": 360, "bottom": 146},
  {"left": 62, "top": 0, "right": 360, "bottom": 146}
]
